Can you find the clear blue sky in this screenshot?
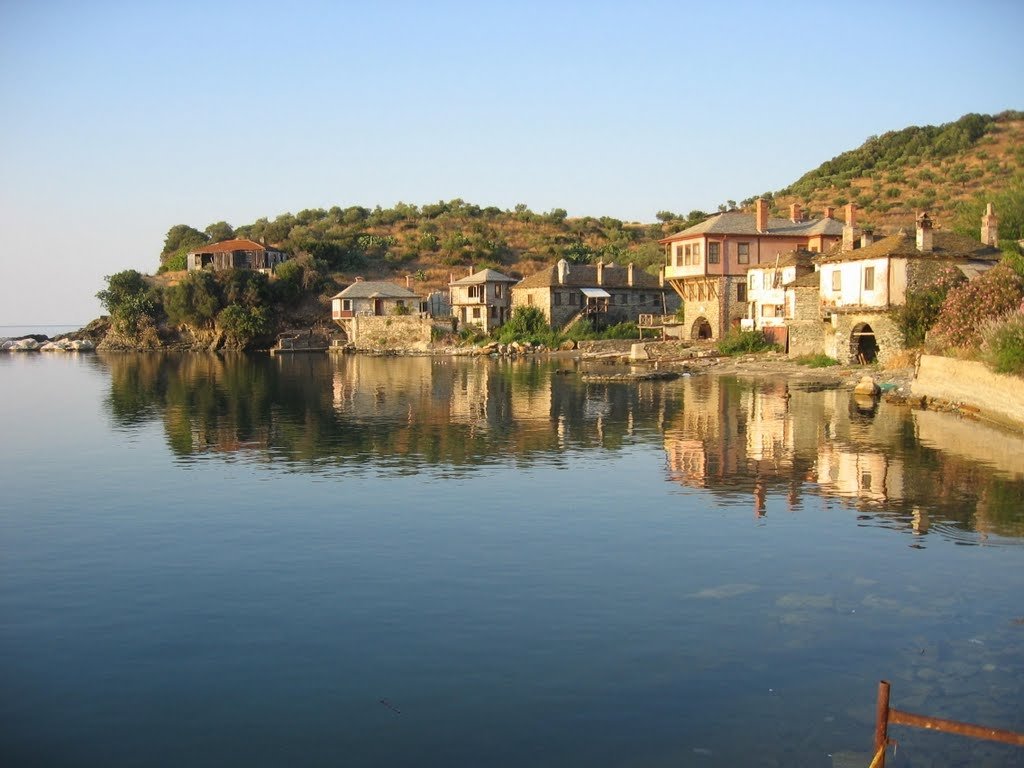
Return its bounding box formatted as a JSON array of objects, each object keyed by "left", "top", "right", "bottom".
[{"left": 1, "top": 0, "right": 1021, "bottom": 324}]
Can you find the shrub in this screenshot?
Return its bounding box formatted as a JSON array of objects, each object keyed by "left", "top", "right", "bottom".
[
  {"left": 218, "top": 304, "right": 273, "bottom": 345},
  {"left": 930, "top": 263, "right": 1024, "bottom": 349},
  {"left": 891, "top": 266, "right": 966, "bottom": 346},
  {"left": 793, "top": 353, "right": 839, "bottom": 368},
  {"left": 981, "top": 311, "right": 1024, "bottom": 376},
  {"left": 716, "top": 329, "right": 778, "bottom": 355}
]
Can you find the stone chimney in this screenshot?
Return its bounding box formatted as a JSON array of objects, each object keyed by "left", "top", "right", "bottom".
[
  {"left": 627, "top": 262, "right": 635, "bottom": 286},
  {"left": 916, "top": 212, "right": 933, "bottom": 252},
  {"left": 789, "top": 203, "right": 802, "bottom": 223},
  {"left": 468, "top": 266, "right": 474, "bottom": 277},
  {"left": 824, "top": 206, "right": 835, "bottom": 219},
  {"left": 596, "top": 260, "right": 605, "bottom": 285},
  {"left": 406, "top": 275, "right": 411, "bottom": 288},
  {"left": 755, "top": 198, "right": 769, "bottom": 232},
  {"left": 860, "top": 230, "right": 874, "bottom": 248},
  {"left": 981, "top": 202, "right": 999, "bottom": 246},
  {"left": 842, "top": 203, "right": 858, "bottom": 251},
  {"left": 557, "top": 258, "right": 569, "bottom": 285}
]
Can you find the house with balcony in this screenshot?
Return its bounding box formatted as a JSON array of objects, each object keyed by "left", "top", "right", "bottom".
[
  {"left": 659, "top": 200, "right": 844, "bottom": 340},
  {"left": 807, "top": 209, "right": 1001, "bottom": 363},
  {"left": 186, "top": 239, "right": 289, "bottom": 272},
  {"left": 449, "top": 268, "right": 517, "bottom": 333},
  {"left": 511, "top": 259, "right": 675, "bottom": 330},
  {"left": 330, "top": 279, "right": 422, "bottom": 320},
  {"left": 330, "top": 279, "right": 433, "bottom": 349}
]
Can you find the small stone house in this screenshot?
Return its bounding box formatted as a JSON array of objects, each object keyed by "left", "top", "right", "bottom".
[
  {"left": 449, "top": 268, "right": 517, "bottom": 333},
  {"left": 330, "top": 279, "right": 422, "bottom": 320},
  {"left": 511, "top": 259, "right": 675, "bottom": 330},
  {"left": 807, "top": 210, "right": 1001, "bottom": 364},
  {"left": 187, "top": 239, "right": 289, "bottom": 272}
]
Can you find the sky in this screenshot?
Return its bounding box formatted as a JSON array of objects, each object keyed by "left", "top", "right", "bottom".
[{"left": 1, "top": 0, "right": 1022, "bottom": 325}]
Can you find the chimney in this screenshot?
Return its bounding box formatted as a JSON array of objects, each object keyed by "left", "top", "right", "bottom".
[
  {"left": 916, "top": 212, "right": 933, "bottom": 252},
  {"left": 789, "top": 203, "right": 802, "bottom": 223},
  {"left": 842, "top": 203, "right": 858, "bottom": 251},
  {"left": 627, "top": 262, "right": 635, "bottom": 286},
  {"left": 755, "top": 198, "right": 769, "bottom": 232},
  {"left": 355, "top": 276, "right": 364, "bottom": 282},
  {"left": 824, "top": 206, "right": 835, "bottom": 219},
  {"left": 659, "top": 266, "right": 664, "bottom": 287},
  {"left": 468, "top": 266, "right": 474, "bottom": 277},
  {"left": 981, "top": 202, "right": 999, "bottom": 246},
  {"left": 596, "top": 260, "right": 605, "bottom": 285},
  {"left": 557, "top": 258, "right": 569, "bottom": 285},
  {"left": 406, "top": 275, "right": 411, "bottom": 288},
  {"left": 860, "top": 230, "right": 874, "bottom": 248},
  {"left": 449, "top": 271, "right": 454, "bottom": 285}
]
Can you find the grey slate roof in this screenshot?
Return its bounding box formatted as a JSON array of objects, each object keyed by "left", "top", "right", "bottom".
[
  {"left": 332, "top": 281, "right": 420, "bottom": 299},
  {"left": 514, "top": 262, "right": 664, "bottom": 291},
  {"left": 449, "top": 269, "right": 518, "bottom": 286},
  {"left": 814, "top": 230, "right": 1000, "bottom": 265},
  {"left": 661, "top": 211, "right": 844, "bottom": 241}
]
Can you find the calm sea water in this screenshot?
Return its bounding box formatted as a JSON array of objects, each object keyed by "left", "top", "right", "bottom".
[{"left": 1, "top": 353, "right": 1022, "bottom": 767}]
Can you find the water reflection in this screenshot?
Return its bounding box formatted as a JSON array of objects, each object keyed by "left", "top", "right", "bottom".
[
  {"left": 662, "top": 375, "right": 1024, "bottom": 541},
  {"left": 99, "top": 352, "right": 1024, "bottom": 541}
]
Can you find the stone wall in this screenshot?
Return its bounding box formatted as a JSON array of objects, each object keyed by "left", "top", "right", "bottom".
[
  {"left": 824, "top": 311, "right": 902, "bottom": 364},
  {"left": 787, "top": 286, "right": 827, "bottom": 358},
  {"left": 350, "top": 315, "right": 434, "bottom": 352},
  {"left": 912, "top": 355, "right": 1024, "bottom": 430}
]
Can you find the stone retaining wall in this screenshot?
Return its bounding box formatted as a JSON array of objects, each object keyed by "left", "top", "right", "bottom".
[
  {"left": 350, "top": 315, "right": 434, "bottom": 352},
  {"left": 912, "top": 354, "right": 1024, "bottom": 430}
]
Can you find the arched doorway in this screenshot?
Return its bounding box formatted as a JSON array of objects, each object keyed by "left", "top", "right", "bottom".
[
  {"left": 851, "top": 322, "right": 878, "bottom": 364},
  {"left": 691, "top": 317, "right": 713, "bottom": 340}
]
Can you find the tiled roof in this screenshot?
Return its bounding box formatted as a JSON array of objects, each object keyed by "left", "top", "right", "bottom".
[
  {"left": 660, "top": 211, "right": 844, "bottom": 242},
  {"left": 187, "top": 238, "right": 278, "bottom": 255},
  {"left": 514, "top": 262, "right": 663, "bottom": 290},
  {"left": 814, "top": 231, "right": 1000, "bottom": 264},
  {"left": 332, "top": 281, "right": 420, "bottom": 299},
  {"left": 449, "top": 269, "right": 518, "bottom": 286}
]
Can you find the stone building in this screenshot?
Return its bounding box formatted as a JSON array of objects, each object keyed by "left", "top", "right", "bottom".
[
  {"left": 511, "top": 259, "right": 675, "bottom": 330},
  {"left": 449, "top": 268, "right": 517, "bottom": 333},
  {"left": 810, "top": 210, "right": 1001, "bottom": 364},
  {"left": 660, "top": 200, "right": 845, "bottom": 340}
]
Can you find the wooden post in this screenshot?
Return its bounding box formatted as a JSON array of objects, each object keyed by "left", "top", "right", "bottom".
[{"left": 875, "top": 680, "right": 891, "bottom": 768}]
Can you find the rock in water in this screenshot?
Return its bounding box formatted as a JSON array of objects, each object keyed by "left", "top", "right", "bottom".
[{"left": 853, "top": 375, "right": 880, "bottom": 396}]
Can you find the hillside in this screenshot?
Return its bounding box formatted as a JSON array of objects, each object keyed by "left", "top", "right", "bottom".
[
  {"left": 154, "top": 111, "right": 1023, "bottom": 306},
  {"left": 764, "top": 110, "right": 1024, "bottom": 234}
]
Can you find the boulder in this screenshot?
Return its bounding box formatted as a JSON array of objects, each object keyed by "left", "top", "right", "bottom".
[{"left": 853, "top": 375, "right": 881, "bottom": 397}]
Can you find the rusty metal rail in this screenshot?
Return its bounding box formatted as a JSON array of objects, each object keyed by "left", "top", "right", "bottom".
[{"left": 873, "top": 679, "right": 1024, "bottom": 766}]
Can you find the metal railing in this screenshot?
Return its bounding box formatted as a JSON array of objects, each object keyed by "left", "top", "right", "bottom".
[{"left": 872, "top": 679, "right": 1024, "bottom": 767}]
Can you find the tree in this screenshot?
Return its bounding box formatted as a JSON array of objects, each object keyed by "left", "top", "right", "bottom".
[
  {"left": 164, "top": 270, "right": 222, "bottom": 328},
  {"left": 204, "top": 221, "right": 234, "bottom": 243},
  {"left": 96, "top": 270, "right": 158, "bottom": 334},
  {"left": 161, "top": 224, "right": 208, "bottom": 262}
]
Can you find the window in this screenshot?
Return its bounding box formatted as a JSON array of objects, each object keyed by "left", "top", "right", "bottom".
[
  {"left": 831, "top": 270, "right": 841, "bottom": 291},
  {"left": 692, "top": 243, "right": 701, "bottom": 263},
  {"left": 737, "top": 243, "right": 750, "bottom": 264},
  {"left": 490, "top": 305, "right": 497, "bottom": 318},
  {"left": 638, "top": 294, "right": 647, "bottom": 305},
  {"left": 527, "top": 294, "right": 534, "bottom": 306},
  {"left": 708, "top": 242, "right": 720, "bottom": 264},
  {"left": 569, "top": 291, "right": 578, "bottom": 306},
  {"left": 554, "top": 292, "right": 562, "bottom": 306},
  {"left": 773, "top": 271, "right": 783, "bottom": 289},
  {"left": 749, "top": 273, "right": 756, "bottom": 289},
  {"left": 342, "top": 299, "right": 352, "bottom": 311},
  {"left": 737, "top": 283, "right": 747, "bottom": 302},
  {"left": 494, "top": 284, "right": 502, "bottom": 298},
  {"left": 472, "top": 307, "right": 481, "bottom": 319},
  {"left": 675, "top": 245, "right": 685, "bottom": 266},
  {"left": 864, "top": 266, "right": 875, "bottom": 291},
  {"left": 468, "top": 285, "right": 480, "bottom": 298}
]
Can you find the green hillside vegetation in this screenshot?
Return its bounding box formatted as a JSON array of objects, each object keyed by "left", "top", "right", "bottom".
[{"left": 763, "top": 110, "right": 1024, "bottom": 233}]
